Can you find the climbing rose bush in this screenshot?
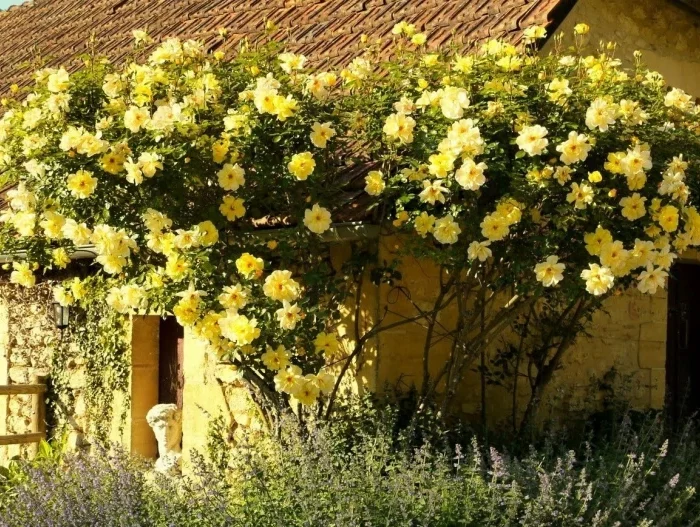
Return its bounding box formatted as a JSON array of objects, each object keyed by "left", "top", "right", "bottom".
[{"left": 0, "top": 23, "right": 698, "bottom": 417}]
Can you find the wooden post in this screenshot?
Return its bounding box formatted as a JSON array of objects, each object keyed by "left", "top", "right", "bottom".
[{"left": 29, "top": 374, "right": 47, "bottom": 457}]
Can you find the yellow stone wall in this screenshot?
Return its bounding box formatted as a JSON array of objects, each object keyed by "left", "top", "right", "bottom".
[
  {"left": 363, "top": 236, "right": 671, "bottom": 428},
  {"left": 545, "top": 0, "right": 700, "bottom": 96},
  {"left": 109, "top": 316, "right": 160, "bottom": 460}
]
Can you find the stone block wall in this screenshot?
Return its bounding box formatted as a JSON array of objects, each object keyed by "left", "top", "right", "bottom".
[
  {"left": 0, "top": 281, "right": 96, "bottom": 462},
  {"left": 0, "top": 282, "right": 57, "bottom": 463},
  {"left": 546, "top": 0, "right": 700, "bottom": 96}
]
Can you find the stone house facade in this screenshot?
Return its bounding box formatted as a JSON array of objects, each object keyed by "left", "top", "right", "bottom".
[{"left": 0, "top": 0, "right": 699, "bottom": 465}]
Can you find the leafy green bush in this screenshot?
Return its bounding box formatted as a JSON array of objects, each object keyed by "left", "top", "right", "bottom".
[{"left": 1, "top": 408, "right": 699, "bottom": 526}]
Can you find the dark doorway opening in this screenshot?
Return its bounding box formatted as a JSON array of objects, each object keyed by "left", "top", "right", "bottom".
[
  {"left": 666, "top": 263, "right": 700, "bottom": 422},
  {"left": 158, "top": 317, "right": 184, "bottom": 408}
]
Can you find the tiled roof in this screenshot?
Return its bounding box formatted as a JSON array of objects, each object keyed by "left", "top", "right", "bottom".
[
  {"left": 0, "top": 0, "right": 570, "bottom": 95},
  {"left": 0, "top": 0, "right": 572, "bottom": 223}
]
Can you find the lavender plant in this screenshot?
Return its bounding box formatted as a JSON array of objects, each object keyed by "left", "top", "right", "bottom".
[{"left": 1, "top": 410, "right": 699, "bottom": 526}]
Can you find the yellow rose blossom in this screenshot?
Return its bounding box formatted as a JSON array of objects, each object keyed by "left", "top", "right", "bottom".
[
  {"left": 516, "top": 125, "right": 549, "bottom": 156},
  {"left": 580, "top": 263, "right": 614, "bottom": 296},
  {"left": 194, "top": 221, "right": 219, "bottom": 246},
  {"left": 10, "top": 261, "right": 36, "bottom": 288},
  {"left": 313, "top": 371, "right": 335, "bottom": 395},
  {"left": 123, "top": 105, "right": 150, "bottom": 133},
  {"left": 138, "top": 152, "right": 162, "bottom": 178},
  {"left": 654, "top": 246, "right": 677, "bottom": 270},
  {"left": 654, "top": 235, "right": 670, "bottom": 250},
  {"left": 165, "top": 256, "right": 190, "bottom": 281},
  {"left": 219, "top": 195, "right": 246, "bottom": 221},
  {"left": 585, "top": 98, "right": 618, "bottom": 132},
  {"left": 664, "top": 88, "right": 693, "bottom": 112},
  {"left": 546, "top": 78, "right": 572, "bottom": 103},
  {"left": 124, "top": 158, "right": 144, "bottom": 185},
  {"left": 599, "top": 241, "right": 629, "bottom": 275},
  {"left": 547, "top": 166, "right": 568, "bottom": 186},
  {"left": 433, "top": 215, "right": 461, "bottom": 244},
  {"left": 67, "top": 169, "right": 98, "bottom": 199},
  {"left": 455, "top": 159, "right": 487, "bottom": 190},
  {"left": 309, "top": 122, "right": 336, "bottom": 149},
  {"left": 629, "top": 239, "right": 656, "bottom": 269},
  {"left": 604, "top": 152, "right": 624, "bottom": 174},
  {"left": 637, "top": 265, "right": 668, "bottom": 295},
  {"left": 288, "top": 152, "right": 316, "bottom": 180},
  {"left": 236, "top": 253, "right": 264, "bottom": 279},
  {"left": 52, "top": 248, "right": 72, "bottom": 269},
  {"left": 274, "top": 365, "right": 302, "bottom": 394},
  {"left": 439, "top": 86, "right": 470, "bottom": 120},
  {"left": 414, "top": 212, "right": 436, "bottom": 238},
  {"left": 303, "top": 203, "right": 332, "bottom": 234},
  {"left": 587, "top": 170, "right": 602, "bottom": 183},
  {"left": 41, "top": 211, "right": 66, "bottom": 239},
  {"left": 467, "top": 240, "right": 492, "bottom": 262},
  {"left": 218, "top": 312, "right": 260, "bottom": 346},
  {"left": 574, "top": 23, "right": 590, "bottom": 35},
  {"left": 217, "top": 163, "right": 246, "bottom": 191},
  {"left": 101, "top": 151, "right": 125, "bottom": 174},
  {"left": 556, "top": 131, "right": 591, "bottom": 165},
  {"left": 452, "top": 55, "right": 474, "bottom": 73},
  {"left": 218, "top": 284, "right": 249, "bottom": 311},
  {"left": 172, "top": 298, "right": 200, "bottom": 326},
  {"left": 422, "top": 54, "right": 439, "bottom": 67},
  {"left": 496, "top": 55, "right": 522, "bottom": 72},
  {"left": 194, "top": 311, "right": 224, "bottom": 343},
  {"left": 271, "top": 94, "right": 298, "bottom": 121},
  {"left": 619, "top": 193, "right": 647, "bottom": 220},
  {"left": 47, "top": 67, "right": 70, "bottom": 93},
  {"left": 584, "top": 227, "right": 613, "bottom": 256},
  {"left": 383, "top": 112, "right": 415, "bottom": 143},
  {"left": 69, "top": 277, "right": 86, "bottom": 300},
  {"left": 293, "top": 375, "right": 321, "bottom": 406},
  {"left": 658, "top": 205, "right": 679, "bottom": 232},
  {"left": 411, "top": 33, "right": 427, "bottom": 45},
  {"left": 523, "top": 25, "right": 547, "bottom": 42},
  {"left": 142, "top": 208, "right": 172, "bottom": 233},
  {"left": 534, "top": 255, "right": 565, "bottom": 287},
  {"left": 364, "top": 171, "right": 385, "bottom": 196},
  {"left": 566, "top": 182, "right": 594, "bottom": 209},
  {"left": 263, "top": 270, "right": 301, "bottom": 302},
  {"left": 481, "top": 214, "right": 510, "bottom": 241},
  {"left": 53, "top": 286, "right": 74, "bottom": 307},
  {"left": 278, "top": 52, "right": 306, "bottom": 73},
  {"left": 261, "top": 345, "right": 291, "bottom": 371},
  {"left": 428, "top": 152, "right": 455, "bottom": 178},
  {"left": 276, "top": 301, "right": 302, "bottom": 330},
  {"left": 419, "top": 179, "right": 449, "bottom": 205}
]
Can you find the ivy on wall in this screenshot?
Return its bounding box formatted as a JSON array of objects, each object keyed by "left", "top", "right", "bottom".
[{"left": 50, "top": 276, "right": 131, "bottom": 442}]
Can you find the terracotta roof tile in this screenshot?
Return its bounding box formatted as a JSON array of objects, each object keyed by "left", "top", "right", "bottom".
[
  {"left": 0, "top": 0, "right": 569, "bottom": 94},
  {"left": 0, "top": 0, "right": 575, "bottom": 223}
]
